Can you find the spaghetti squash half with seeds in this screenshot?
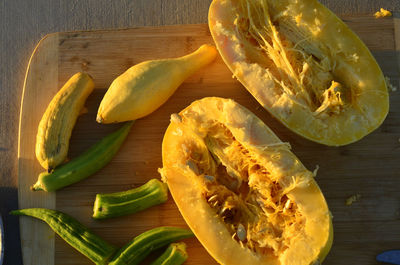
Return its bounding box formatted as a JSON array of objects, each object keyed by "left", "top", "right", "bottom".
[
  {"left": 161, "top": 97, "right": 333, "bottom": 265},
  {"left": 209, "top": 0, "right": 389, "bottom": 146}
]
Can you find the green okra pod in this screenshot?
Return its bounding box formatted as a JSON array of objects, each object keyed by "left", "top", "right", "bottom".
[
  {"left": 109, "top": 227, "right": 193, "bottom": 265},
  {"left": 32, "top": 121, "right": 133, "bottom": 192},
  {"left": 93, "top": 179, "right": 168, "bottom": 219},
  {"left": 150, "top": 242, "right": 188, "bottom": 265},
  {"left": 10, "top": 208, "right": 117, "bottom": 265}
]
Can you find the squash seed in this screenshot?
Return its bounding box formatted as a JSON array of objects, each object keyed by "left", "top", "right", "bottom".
[
  {"left": 208, "top": 195, "right": 218, "bottom": 202},
  {"left": 237, "top": 224, "right": 246, "bottom": 241},
  {"left": 204, "top": 175, "right": 215, "bottom": 182},
  {"left": 186, "top": 160, "right": 199, "bottom": 175}
]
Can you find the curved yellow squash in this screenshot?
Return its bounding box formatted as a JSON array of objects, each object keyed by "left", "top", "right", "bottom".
[
  {"left": 97, "top": 44, "right": 217, "bottom": 124},
  {"left": 208, "top": 0, "right": 389, "bottom": 146},
  {"left": 36, "top": 72, "right": 94, "bottom": 171},
  {"left": 161, "top": 97, "right": 333, "bottom": 265}
]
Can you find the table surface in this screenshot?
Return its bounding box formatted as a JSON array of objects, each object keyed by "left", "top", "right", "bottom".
[{"left": 1, "top": 0, "right": 400, "bottom": 264}]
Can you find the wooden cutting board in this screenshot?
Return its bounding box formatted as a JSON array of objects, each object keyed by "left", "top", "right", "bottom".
[{"left": 18, "top": 15, "right": 400, "bottom": 265}]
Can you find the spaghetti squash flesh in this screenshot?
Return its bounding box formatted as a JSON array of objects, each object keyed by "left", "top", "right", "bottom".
[
  {"left": 161, "top": 97, "right": 332, "bottom": 265},
  {"left": 191, "top": 122, "right": 306, "bottom": 256},
  {"left": 209, "top": 0, "right": 389, "bottom": 145}
]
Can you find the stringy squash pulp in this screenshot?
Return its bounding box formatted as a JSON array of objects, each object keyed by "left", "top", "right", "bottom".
[
  {"left": 161, "top": 97, "right": 332, "bottom": 265},
  {"left": 209, "top": 0, "right": 389, "bottom": 146}
]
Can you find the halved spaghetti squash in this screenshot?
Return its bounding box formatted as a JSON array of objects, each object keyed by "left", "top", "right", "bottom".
[
  {"left": 209, "top": 0, "right": 389, "bottom": 146},
  {"left": 161, "top": 97, "right": 332, "bottom": 265}
]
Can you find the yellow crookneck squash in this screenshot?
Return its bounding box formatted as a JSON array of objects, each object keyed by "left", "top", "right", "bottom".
[
  {"left": 208, "top": 0, "right": 389, "bottom": 146},
  {"left": 161, "top": 97, "right": 333, "bottom": 265}
]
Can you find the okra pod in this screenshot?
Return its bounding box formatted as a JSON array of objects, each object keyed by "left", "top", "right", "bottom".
[
  {"left": 10, "top": 208, "right": 117, "bottom": 265},
  {"left": 109, "top": 227, "right": 193, "bottom": 265},
  {"left": 150, "top": 242, "right": 188, "bottom": 265},
  {"left": 32, "top": 121, "right": 133, "bottom": 192},
  {"left": 93, "top": 179, "right": 168, "bottom": 219}
]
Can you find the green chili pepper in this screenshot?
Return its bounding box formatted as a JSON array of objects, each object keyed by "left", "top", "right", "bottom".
[
  {"left": 10, "top": 208, "right": 117, "bottom": 265},
  {"left": 150, "top": 242, "right": 188, "bottom": 265},
  {"left": 109, "top": 227, "right": 194, "bottom": 265},
  {"left": 32, "top": 121, "right": 133, "bottom": 192},
  {"left": 93, "top": 179, "right": 168, "bottom": 220}
]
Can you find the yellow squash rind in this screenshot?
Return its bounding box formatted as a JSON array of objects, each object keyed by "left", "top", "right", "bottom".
[
  {"left": 97, "top": 44, "right": 217, "bottom": 124},
  {"left": 208, "top": 0, "right": 389, "bottom": 146},
  {"left": 35, "top": 72, "right": 94, "bottom": 171},
  {"left": 161, "top": 97, "right": 333, "bottom": 265}
]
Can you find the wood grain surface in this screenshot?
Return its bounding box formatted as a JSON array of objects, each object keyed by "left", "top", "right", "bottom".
[{"left": 18, "top": 14, "right": 400, "bottom": 265}]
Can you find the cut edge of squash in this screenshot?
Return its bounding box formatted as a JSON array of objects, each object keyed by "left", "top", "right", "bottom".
[
  {"left": 208, "top": 0, "right": 389, "bottom": 146},
  {"left": 161, "top": 97, "right": 333, "bottom": 265}
]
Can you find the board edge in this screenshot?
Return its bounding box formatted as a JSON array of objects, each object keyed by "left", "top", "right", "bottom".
[{"left": 17, "top": 32, "right": 59, "bottom": 265}]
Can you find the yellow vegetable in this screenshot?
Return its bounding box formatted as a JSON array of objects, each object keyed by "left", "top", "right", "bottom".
[
  {"left": 209, "top": 0, "right": 389, "bottom": 146},
  {"left": 97, "top": 44, "right": 217, "bottom": 124},
  {"left": 36, "top": 72, "right": 94, "bottom": 171},
  {"left": 161, "top": 97, "right": 333, "bottom": 265},
  {"left": 374, "top": 8, "right": 392, "bottom": 18}
]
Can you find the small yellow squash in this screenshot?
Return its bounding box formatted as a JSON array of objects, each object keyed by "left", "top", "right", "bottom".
[
  {"left": 208, "top": 0, "right": 389, "bottom": 146},
  {"left": 97, "top": 44, "right": 217, "bottom": 124},
  {"left": 161, "top": 97, "right": 333, "bottom": 265},
  {"left": 36, "top": 72, "right": 94, "bottom": 171}
]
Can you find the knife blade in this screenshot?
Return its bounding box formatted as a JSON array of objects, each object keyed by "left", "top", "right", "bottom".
[
  {"left": 0, "top": 187, "right": 23, "bottom": 265},
  {"left": 377, "top": 250, "right": 400, "bottom": 265}
]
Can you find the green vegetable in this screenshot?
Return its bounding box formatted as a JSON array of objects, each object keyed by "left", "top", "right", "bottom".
[
  {"left": 150, "top": 242, "right": 188, "bottom": 265},
  {"left": 93, "top": 179, "right": 168, "bottom": 219},
  {"left": 32, "top": 121, "right": 133, "bottom": 192},
  {"left": 109, "top": 227, "right": 193, "bottom": 265},
  {"left": 10, "top": 208, "right": 117, "bottom": 265}
]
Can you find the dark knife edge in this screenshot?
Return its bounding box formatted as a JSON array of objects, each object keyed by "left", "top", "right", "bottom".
[
  {"left": 0, "top": 187, "right": 23, "bottom": 265},
  {"left": 0, "top": 214, "right": 4, "bottom": 265}
]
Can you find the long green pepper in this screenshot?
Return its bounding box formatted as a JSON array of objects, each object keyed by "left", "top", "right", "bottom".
[
  {"left": 10, "top": 208, "right": 117, "bottom": 265},
  {"left": 32, "top": 121, "right": 133, "bottom": 192},
  {"left": 109, "top": 227, "right": 194, "bottom": 265},
  {"left": 93, "top": 179, "right": 168, "bottom": 219}
]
